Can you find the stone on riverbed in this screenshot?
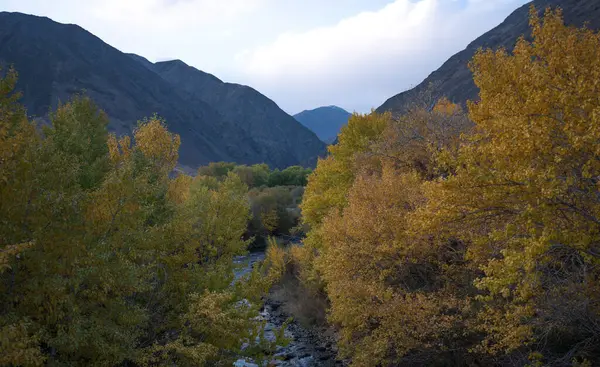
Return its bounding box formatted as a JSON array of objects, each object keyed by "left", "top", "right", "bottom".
[{"left": 234, "top": 359, "right": 259, "bottom": 367}]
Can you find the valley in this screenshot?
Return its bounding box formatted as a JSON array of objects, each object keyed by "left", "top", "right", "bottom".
[{"left": 1, "top": 0, "right": 600, "bottom": 366}]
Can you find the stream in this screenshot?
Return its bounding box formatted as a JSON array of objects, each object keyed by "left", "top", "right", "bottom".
[{"left": 232, "top": 251, "right": 341, "bottom": 367}]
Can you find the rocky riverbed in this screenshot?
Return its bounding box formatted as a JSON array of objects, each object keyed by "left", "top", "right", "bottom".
[{"left": 233, "top": 251, "right": 344, "bottom": 367}]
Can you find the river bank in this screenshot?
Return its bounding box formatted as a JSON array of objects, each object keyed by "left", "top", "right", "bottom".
[{"left": 233, "top": 250, "right": 345, "bottom": 367}]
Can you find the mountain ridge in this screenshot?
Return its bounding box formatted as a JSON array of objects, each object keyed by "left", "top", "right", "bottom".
[
  {"left": 149, "top": 59, "right": 326, "bottom": 168},
  {"left": 0, "top": 11, "right": 326, "bottom": 170},
  {"left": 376, "top": 0, "right": 600, "bottom": 114}
]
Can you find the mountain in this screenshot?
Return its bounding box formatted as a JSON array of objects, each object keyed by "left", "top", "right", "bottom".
[
  {"left": 294, "top": 106, "right": 351, "bottom": 144},
  {"left": 376, "top": 0, "right": 600, "bottom": 114},
  {"left": 0, "top": 12, "right": 326, "bottom": 171},
  {"left": 147, "top": 59, "right": 326, "bottom": 168}
]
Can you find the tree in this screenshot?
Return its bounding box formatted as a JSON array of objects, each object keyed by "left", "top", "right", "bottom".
[
  {"left": 0, "top": 67, "right": 37, "bottom": 268},
  {"left": 1, "top": 96, "right": 140, "bottom": 366},
  {"left": 267, "top": 166, "right": 312, "bottom": 187},
  {"left": 197, "top": 161, "right": 237, "bottom": 179},
  {"left": 368, "top": 96, "right": 472, "bottom": 181},
  {"left": 233, "top": 163, "right": 270, "bottom": 188},
  {"left": 304, "top": 103, "right": 475, "bottom": 365},
  {"left": 0, "top": 67, "right": 48, "bottom": 366},
  {"left": 44, "top": 95, "right": 110, "bottom": 189},
  {"left": 0, "top": 79, "right": 276, "bottom": 365},
  {"left": 248, "top": 186, "right": 298, "bottom": 238},
  {"left": 417, "top": 6, "right": 600, "bottom": 362},
  {"left": 301, "top": 111, "right": 390, "bottom": 229},
  {"left": 319, "top": 165, "right": 477, "bottom": 365}
]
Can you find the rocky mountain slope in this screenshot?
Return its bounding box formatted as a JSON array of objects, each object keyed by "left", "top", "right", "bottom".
[
  {"left": 377, "top": 0, "right": 600, "bottom": 114},
  {"left": 148, "top": 60, "right": 326, "bottom": 168},
  {"left": 0, "top": 12, "right": 326, "bottom": 170},
  {"left": 294, "top": 106, "right": 351, "bottom": 144}
]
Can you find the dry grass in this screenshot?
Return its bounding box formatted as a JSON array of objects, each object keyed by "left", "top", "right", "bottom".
[{"left": 268, "top": 260, "right": 328, "bottom": 328}]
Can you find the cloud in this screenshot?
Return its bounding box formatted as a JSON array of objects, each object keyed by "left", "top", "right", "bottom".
[
  {"left": 235, "top": 0, "right": 527, "bottom": 113},
  {"left": 3, "top": 0, "right": 269, "bottom": 72},
  {"left": 3, "top": 0, "right": 527, "bottom": 115},
  {"left": 89, "top": 0, "right": 265, "bottom": 29},
  {"left": 239, "top": 0, "right": 436, "bottom": 76}
]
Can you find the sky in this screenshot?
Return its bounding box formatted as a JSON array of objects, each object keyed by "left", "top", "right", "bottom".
[{"left": 2, "top": 0, "right": 529, "bottom": 114}]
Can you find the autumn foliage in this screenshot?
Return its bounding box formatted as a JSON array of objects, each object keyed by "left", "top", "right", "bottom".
[
  {"left": 2, "top": 5, "right": 600, "bottom": 367},
  {"left": 0, "top": 72, "right": 276, "bottom": 365},
  {"left": 299, "top": 7, "right": 600, "bottom": 366}
]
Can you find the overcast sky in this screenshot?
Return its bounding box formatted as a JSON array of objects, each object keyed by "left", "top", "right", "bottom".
[{"left": 3, "top": 0, "right": 529, "bottom": 114}]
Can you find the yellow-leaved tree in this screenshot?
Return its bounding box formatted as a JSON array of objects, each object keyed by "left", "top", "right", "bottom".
[
  {"left": 302, "top": 111, "right": 391, "bottom": 228},
  {"left": 296, "top": 6, "right": 600, "bottom": 366},
  {"left": 0, "top": 70, "right": 277, "bottom": 366},
  {"left": 309, "top": 97, "right": 475, "bottom": 366},
  {"left": 298, "top": 112, "right": 390, "bottom": 288},
  {"left": 416, "top": 6, "right": 600, "bottom": 363}
]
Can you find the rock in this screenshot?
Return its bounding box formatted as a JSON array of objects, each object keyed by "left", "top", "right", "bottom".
[
  {"left": 233, "top": 359, "right": 258, "bottom": 367},
  {"left": 233, "top": 252, "right": 348, "bottom": 367},
  {"left": 275, "top": 353, "right": 293, "bottom": 361},
  {"left": 296, "top": 355, "right": 314, "bottom": 367}
]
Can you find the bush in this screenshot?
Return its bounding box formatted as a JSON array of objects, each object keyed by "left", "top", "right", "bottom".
[{"left": 247, "top": 186, "right": 303, "bottom": 242}]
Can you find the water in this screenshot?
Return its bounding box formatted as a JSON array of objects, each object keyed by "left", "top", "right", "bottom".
[
  {"left": 232, "top": 251, "right": 340, "bottom": 367},
  {"left": 233, "top": 250, "right": 267, "bottom": 280}
]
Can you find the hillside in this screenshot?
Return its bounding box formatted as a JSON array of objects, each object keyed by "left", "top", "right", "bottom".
[
  {"left": 293, "top": 106, "right": 351, "bottom": 144},
  {"left": 150, "top": 60, "right": 326, "bottom": 168},
  {"left": 0, "top": 12, "right": 326, "bottom": 170},
  {"left": 376, "top": 0, "right": 600, "bottom": 114}
]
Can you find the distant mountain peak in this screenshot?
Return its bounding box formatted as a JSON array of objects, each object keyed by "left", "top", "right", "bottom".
[
  {"left": 294, "top": 105, "right": 351, "bottom": 144},
  {"left": 297, "top": 105, "right": 348, "bottom": 115}
]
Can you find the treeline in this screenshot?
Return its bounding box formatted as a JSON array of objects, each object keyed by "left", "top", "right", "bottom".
[
  {"left": 197, "top": 162, "right": 310, "bottom": 246},
  {"left": 266, "top": 8, "right": 600, "bottom": 366},
  {"left": 0, "top": 72, "right": 281, "bottom": 365},
  {"left": 197, "top": 161, "right": 311, "bottom": 188}
]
